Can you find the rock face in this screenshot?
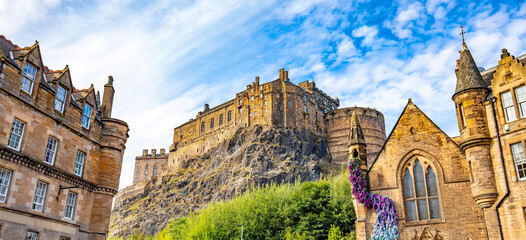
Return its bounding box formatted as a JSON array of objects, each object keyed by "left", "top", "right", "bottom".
[{"left": 109, "top": 125, "right": 333, "bottom": 238}]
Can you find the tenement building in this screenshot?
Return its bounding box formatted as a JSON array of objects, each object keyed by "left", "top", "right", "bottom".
[
  {"left": 167, "top": 68, "right": 386, "bottom": 173},
  {"left": 351, "top": 41, "right": 526, "bottom": 239},
  {"left": 0, "top": 36, "right": 129, "bottom": 239},
  {"left": 133, "top": 149, "right": 168, "bottom": 184}
]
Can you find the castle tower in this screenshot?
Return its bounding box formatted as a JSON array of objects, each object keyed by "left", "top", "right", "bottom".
[{"left": 452, "top": 42, "right": 497, "bottom": 208}]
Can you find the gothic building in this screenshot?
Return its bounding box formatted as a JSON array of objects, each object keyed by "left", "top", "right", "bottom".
[
  {"left": 0, "top": 36, "right": 129, "bottom": 239},
  {"left": 351, "top": 42, "right": 526, "bottom": 239}
]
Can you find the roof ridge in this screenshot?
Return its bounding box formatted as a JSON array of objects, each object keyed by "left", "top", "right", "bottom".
[{"left": 0, "top": 35, "right": 20, "bottom": 49}]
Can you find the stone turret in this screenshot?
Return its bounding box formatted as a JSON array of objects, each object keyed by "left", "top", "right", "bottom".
[
  {"left": 452, "top": 42, "right": 497, "bottom": 208},
  {"left": 349, "top": 111, "right": 367, "bottom": 172}
]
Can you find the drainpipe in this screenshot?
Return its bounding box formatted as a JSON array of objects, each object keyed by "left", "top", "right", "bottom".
[{"left": 489, "top": 96, "right": 510, "bottom": 240}]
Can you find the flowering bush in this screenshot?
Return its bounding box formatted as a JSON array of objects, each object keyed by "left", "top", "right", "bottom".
[{"left": 349, "top": 157, "right": 399, "bottom": 240}]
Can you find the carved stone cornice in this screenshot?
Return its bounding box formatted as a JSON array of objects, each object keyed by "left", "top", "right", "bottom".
[{"left": 0, "top": 146, "right": 117, "bottom": 195}]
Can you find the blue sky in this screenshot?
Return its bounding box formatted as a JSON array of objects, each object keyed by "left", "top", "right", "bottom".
[{"left": 2, "top": 0, "right": 526, "bottom": 189}]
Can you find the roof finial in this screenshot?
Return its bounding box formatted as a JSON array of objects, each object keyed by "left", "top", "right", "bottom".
[{"left": 460, "top": 24, "right": 466, "bottom": 44}]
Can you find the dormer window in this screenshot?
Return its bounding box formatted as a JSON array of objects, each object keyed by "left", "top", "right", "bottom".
[
  {"left": 82, "top": 104, "right": 92, "bottom": 129},
  {"left": 55, "top": 86, "right": 67, "bottom": 113},
  {"left": 21, "top": 63, "right": 37, "bottom": 94}
]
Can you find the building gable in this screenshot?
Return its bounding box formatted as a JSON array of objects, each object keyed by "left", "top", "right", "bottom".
[{"left": 368, "top": 100, "right": 469, "bottom": 190}]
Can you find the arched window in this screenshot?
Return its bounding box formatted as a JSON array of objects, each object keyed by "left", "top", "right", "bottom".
[{"left": 403, "top": 159, "right": 441, "bottom": 221}]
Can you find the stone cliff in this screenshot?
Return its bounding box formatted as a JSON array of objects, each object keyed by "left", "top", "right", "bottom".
[{"left": 109, "top": 125, "right": 336, "bottom": 238}]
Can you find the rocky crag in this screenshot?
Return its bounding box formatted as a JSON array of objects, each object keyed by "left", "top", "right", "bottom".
[{"left": 109, "top": 125, "right": 337, "bottom": 238}]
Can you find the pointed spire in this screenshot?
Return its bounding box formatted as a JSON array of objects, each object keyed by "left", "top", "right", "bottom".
[
  {"left": 349, "top": 111, "right": 365, "bottom": 145},
  {"left": 454, "top": 42, "right": 487, "bottom": 96}
]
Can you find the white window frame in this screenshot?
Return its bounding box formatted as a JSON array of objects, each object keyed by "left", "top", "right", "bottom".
[
  {"left": 82, "top": 104, "right": 92, "bottom": 129},
  {"left": 44, "top": 137, "right": 58, "bottom": 165},
  {"left": 26, "top": 231, "right": 38, "bottom": 240},
  {"left": 32, "top": 181, "right": 48, "bottom": 212},
  {"left": 8, "top": 118, "right": 25, "bottom": 151},
  {"left": 511, "top": 143, "right": 526, "bottom": 181},
  {"left": 501, "top": 91, "right": 517, "bottom": 122},
  {"left": 21, "top": 63, "right": 37, "bottom": 94},
  {"left": 304, "top": 105, "right": 307, "bottom": 113},
  {"left": 0, "top": 168, "right": 13, "bottom": 203},
  {"left": 55, "top": 86, "right": 67, "bottom": 113},
  {"left": 64, "top": 192, "right": 77, "bottom": 219},
  {"left": 515, "top": 86, "right": 526, "bottom": 118},
  {"left": 74, "top": 151, "right": 85, "bottom": 176}
]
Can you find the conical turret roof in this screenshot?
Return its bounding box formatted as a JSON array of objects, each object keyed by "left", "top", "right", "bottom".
[
  {"left": 349, "top": 111, "right": 365, "bottom": 145},
  {"left": 454, "top": 43, "right": 487, "bottom": 96}
]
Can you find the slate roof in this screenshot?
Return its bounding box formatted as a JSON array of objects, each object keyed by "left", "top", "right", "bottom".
[
  {"left": 454, "top": 43, "right": 488, "bottom": 95},
  {"left": 0, "top": 35, "right": 21, "bottom": 70}
]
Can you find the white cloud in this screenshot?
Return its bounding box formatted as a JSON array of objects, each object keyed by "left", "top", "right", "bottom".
[
  {"left": 352, "top": 25, "right": 379, "bottom": 46},
  {"left": 0, "top": 0, "right": 61, "bottom": 36}
]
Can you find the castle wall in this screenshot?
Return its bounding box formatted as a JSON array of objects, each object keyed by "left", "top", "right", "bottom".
[
  {"left": 167, "top": 69, "right": 340, "bottom": 173},
  {"left": 325, "top": 107, "right": 386, "bottom": 167}
]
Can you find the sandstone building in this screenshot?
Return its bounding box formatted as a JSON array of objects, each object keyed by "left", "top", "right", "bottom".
[
  {"left": 0, "top": 36, "right": 129, "bottom": 239},
  {"left": 352, "top": 42, "right": 526, "bottom": 239},
  {"left": 167, "top": 68, "right": 386, "bottom": 173},
  {"left": 133, "top": 149, "right": 168, "bottom": 184}
]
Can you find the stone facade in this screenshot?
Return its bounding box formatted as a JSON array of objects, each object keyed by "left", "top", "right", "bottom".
[
  {"left": 166, "top": 68, "right": 386, "bottom": 175},
  {"left": 133, "top": 149, "right": 168, "bottom": 184},
  {"left": 0, "top": 36, "right": 128, "bottom": 239},
  {"left": 353, "top": 44, "right": 526, "bottom": 239}
]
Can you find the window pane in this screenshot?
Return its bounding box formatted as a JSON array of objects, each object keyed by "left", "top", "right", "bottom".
[
  {"left": 0, "top": 168, "right": 12, "bottom": 202},
  {"left": 414, "top": 160, "right": 426, "bottom": 197},
  {"left": 511, "top": 143, "right": 526, "bottom": 180},
  {"left": 33, "top": 181, "right": 47, "bottom": 211},
  {"left": 44, "top": 137, "right": 58, "bottom": 164},
  {"left": 406, "top": 200, "right": 417, "bottom": 221},
  {"left": 426, "top": 167, "right": 438, "bottom": 196},
  {"left": 429, "top": 197, "right": 441, "bottom": 219},
  {"left": 403, "top": 169, "right": 414, "bottom": 198},
  {"left": 26, "top": 231, "right": 38, "bottom": 240},
  {"left": 502, "top": 91, "right": 517, "bottom": 122},
  {"left": 82, "top": 105, "right": 92, "bottom": 128},
  {"left": 8, "top": 119, "right": 25, "bottom": 150},
  {"left": 516, "top": 86, "right": 526, "bottom": 117},
  {"left": 74, "top": 152, "right": 85, "bottom": 176},
  {"left": 65, "top": 192, "right": 77, "bottom": 219},
  {"left": 417, "top": 199, "right": 429, "bottom": 220},
  {"left": 55, "top": 86, "right": 67, "bottom": 112}
]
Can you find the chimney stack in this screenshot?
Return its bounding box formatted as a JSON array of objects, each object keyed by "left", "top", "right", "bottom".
[
  {"left": 142, "top": 149, "right": 148, "bottom": 156},
  {"left": 255, "top": 76, "right": 260, "bottom": 86},
  {"left": 160, "top": 148, "right": 166, "bottom": 155},
  {"left": 101, "top": 76, "right": 115, "bottom": 118},
  {"left": 204, "top": 103, "right": 210, "bottom": 112},
  {"left": 151, "top": 149, "right": 157, "bottom": 155}
]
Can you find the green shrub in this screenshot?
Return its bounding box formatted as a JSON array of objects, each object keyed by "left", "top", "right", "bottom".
[{"left": 155, "top": 172, "right": 355, "bottom": 240}]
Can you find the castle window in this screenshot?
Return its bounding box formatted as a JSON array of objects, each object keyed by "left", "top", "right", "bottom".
[
  {"left": 228, "top": 111, "right": 232, "bottom": 122},
  {"left": 201, "top": 122, "right": 205, "bottom": 132},
  {"left": 0, "top": 168, "right": 13, "bottom": 203},
  {"left": 249, "top": 113, "right": 252, "bottom": 117},
  {"left": 277, "top": 94, "right": 280, "bottom": 98},
  {"left": 219, "top": 114, "right": 224, "bottom": 125},
  {"left": 287, "top": 101, "right": 291, "bottom": 108},
  {"left": 64, "top": 192, "right": 77, "bottom": 219},
  {"left": 32, "top": 181, "right": 48, "bottom": 212},
  {"left": 82, "top": 104, "right": 92, "bottom": 129},
  {"left": 153, "top": 170, "right": 157, "bottom": 176},
  {"left": 26, "top": 231, "right": 38, "bottom": 240},
  {"left": 8, "top": 118, "right": 25, "bottom": 151},
  {"left": 136, "top": 171, "right": 139, "bottom": 176},
  {"left": 255, "top": 112, "right": 257, "bottom": 116},
  {"left": 304, "top": 105, "right": 307, "bottom": 113},
  {"left": 210, "top": 118, "right": 214, "bottom": 129},
  {"left": 145, "top": 171, "right": 148, "bottom": 176},
  {"left": 255, "top": 104, "right": 257, "bottom": 108},
  {"left": 511, "top": 143, "right": 526, "bottom": 181},
  {"left": 145, "top": 165, "right": 148, "bottom": 170},
  {"left": 44, "top": 137, "right": 58, "bottom": 165},
  {"left": 74, "top": 151, "right": 85, "bottom": 176},
  {"left": 501, "top": 91, "right": 517, "bottom": 122},
  {"left": 459, "top": 103, "right": 466, "bottom": 127},
  {"left": 251, "top": 89, "right": 254, "bottom": 93},
  {"left": 239, "top": 99, "right": 242, "bottom": 105},
  {"left": 239, "top": 108, "right": 242, "bottom": 114},
  {"left": 515, "top": 86, "right": 526, "bottom": 118},
  {"left": 260, "top": 86, "right": 263, "bottom": 91},
  {"left": 303, "top": 95, "right": 306, "bottom": 102},
  {"left": 260, "top": 94, "right": 263, "bottom": 98},
  {"left": 21, "top": 63, "right": 37, "bottom": 94},
  {"left": 403, "top": 159, "right": 441, "bottom": 222},
  {"left": 251, "top": 96, "right": 254, "bottom": 101},
  {"left": 264, "top": 100, "right": 267, "bottom": 106},
  {"left": 55, "top": 86, "right": 67, "bottom": 113},
  {"left": 135, "top": 177, "right": 139, "bottom": 182}
]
